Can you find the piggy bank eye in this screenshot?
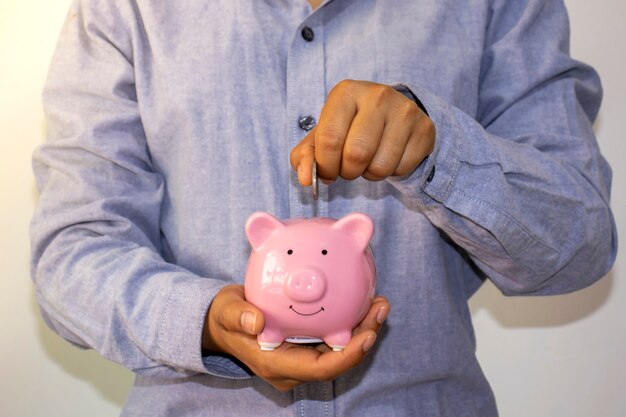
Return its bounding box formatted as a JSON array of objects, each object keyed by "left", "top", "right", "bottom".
[
  {"left": 287, "top": 249, "right": 293, "bottom": 255},
  {"left": 321, "top": 249, "right": 328, "bottom": 255}
]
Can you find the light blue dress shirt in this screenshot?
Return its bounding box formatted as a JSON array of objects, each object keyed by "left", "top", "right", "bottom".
[{"left": 31, "top": 0, "right": 617, "bottom": 416}]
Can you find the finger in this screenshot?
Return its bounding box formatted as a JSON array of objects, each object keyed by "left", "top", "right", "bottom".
[
  {"left": 353, "top": 296, "right": 391, "bottom": 336},
  {"left": 361, "top": 114, "right": 412, "bottom": 181},
  {"left": 309, "top": 331, "right": 378, "bottom": 381},
  {"left": 266, "top": 377, "right": 305, "bottom": 393},
  {"left": 289, "top": 127, "right": 316, "bottom": 186},
  {"left": 394, "top": 112, "right": 436, "bottom": 176},
  {"left": 361, "top": 92, "right": 425, "bottom": 181},
  {"left": 226, "top": 340, "right": 306, "bottom": 391},
  {"left": 262, "top": 330, "right": 377, "bottom": 383},
  {"left": 339, "top": 102, "right": 385, "bottom": 180},
  {"left": 314, "top": 80, "right": 358, "bottom": 181}
]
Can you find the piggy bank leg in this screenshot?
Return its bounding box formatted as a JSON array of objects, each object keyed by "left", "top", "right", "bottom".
[
  {"left": 257, "top": 329, "right": 284, "bottom": 351},
  {"left": 324, "top": 330, "right": 352, "bottom": 352}
]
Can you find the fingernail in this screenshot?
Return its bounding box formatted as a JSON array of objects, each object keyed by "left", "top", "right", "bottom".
[
  {"left": 241, "top": 311, "right": 257, "bottom": 335},
  {"left": 376, "top": 306, "right": 389, "bottom": 324},
  {"left": 363, "top": 334, "right": 376, "bottom": 353}
]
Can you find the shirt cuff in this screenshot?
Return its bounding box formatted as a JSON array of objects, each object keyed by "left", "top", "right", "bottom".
[
  {"left": 389, "top": 81, "right": 462, "bottom": 206},
  {"left": 155, "top": 276, "right": 251, "bottom": 379},
  {"left": 202, "top": 354, "right": 254, "bottom": 379}
]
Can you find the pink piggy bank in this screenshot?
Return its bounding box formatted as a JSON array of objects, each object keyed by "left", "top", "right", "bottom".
[{"left": 244, "top": 212, "right": 376, "bottom": 351}]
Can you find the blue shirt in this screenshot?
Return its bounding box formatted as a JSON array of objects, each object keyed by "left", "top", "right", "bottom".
[{"left": 31, "top": 0, "right": 617, "bottom": 416}]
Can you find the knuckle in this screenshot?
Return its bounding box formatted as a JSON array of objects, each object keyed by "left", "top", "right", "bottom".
[
  {"left": 394, "top": 159, "right": 418, "bottom": 177},
  {"left": 316, "top": 126, "right": 344, "bottom": 153},
  {"left": 215, "top": 307, "right": 229, "bottom": 328},
  {"left": 393, "top": 165, "right": 412, "bottom": 177},
  {"left": 362, "top": 172, "right": 384, "bottom": 182},
  {"left": 397, "top": 100, "right": 419, "bottom": 121},
  {"left": 342, "top": 142, "right": 370, "bottom": 165},
  {"left": 290, "top": 144, "right": 303, "bottom": 164},
  {"left": 332, "top": 79, "right": 356, "bottom": 96},
  {"left": 367, "top": 84, "right": 393, "bottom": 107},
  {"left": 366, "top": 160, "right": 394, "bottom": 179}
]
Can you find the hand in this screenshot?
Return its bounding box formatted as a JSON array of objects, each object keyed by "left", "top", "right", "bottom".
[
  {"left": 202, "top": 285, "right": 390, "bottom": 392},
  {"left": 290, "top": 79, "right": 435, "bottom": 185}
]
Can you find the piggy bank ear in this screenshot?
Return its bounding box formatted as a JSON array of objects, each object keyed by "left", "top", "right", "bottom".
[
  {"left": 245, "top": 212, "right": 285, "bottom": 250},
  {"left": 332, "top": 213, "right": 374, "bottom": 251}
]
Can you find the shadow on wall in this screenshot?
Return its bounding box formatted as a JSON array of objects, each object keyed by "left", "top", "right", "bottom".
[
  {"left": 469, "top": 270, "right": 614, "bottom": 327},
  {"left": 31, "top": 294, "right": 134, "bottom": 408}
]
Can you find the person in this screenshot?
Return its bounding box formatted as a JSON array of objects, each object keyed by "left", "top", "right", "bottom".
[{"left": 30, "top": 0, "right": 617, "bottom": 416}]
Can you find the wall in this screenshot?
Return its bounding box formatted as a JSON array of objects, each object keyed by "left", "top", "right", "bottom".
[
  {"left": 471, "top": 2, "right": 626, "bottom": 415},
  {"left": 0, "top": 1, "right": 623, "bottom": 416}
]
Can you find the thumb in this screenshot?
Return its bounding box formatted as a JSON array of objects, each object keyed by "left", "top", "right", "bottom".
[
  {"left": 290, "top": 127, "right": 316, "bottom": 186},
  {"left": 216, "top": 285, "right": 265, "bottom": 336},
  {"left": 239, "top": 310, "right": 262, "bottom": 336}
]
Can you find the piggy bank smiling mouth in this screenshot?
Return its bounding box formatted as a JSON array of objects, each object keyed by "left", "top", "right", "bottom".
[{"left": 289, "top": 305, "right": 325, "bottom": 316}]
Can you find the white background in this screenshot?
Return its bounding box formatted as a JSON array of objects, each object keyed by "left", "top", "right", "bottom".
[{"left": 1, "top": 1, "right": 624, "bottom": 416}]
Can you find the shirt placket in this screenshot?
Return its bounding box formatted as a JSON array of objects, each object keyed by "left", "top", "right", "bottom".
[
  {"left": 286, "top": 6, "right": 334, "bottom": 417},
  {"left": 286, "top": 8, "right": 329, "bottom": 220}
]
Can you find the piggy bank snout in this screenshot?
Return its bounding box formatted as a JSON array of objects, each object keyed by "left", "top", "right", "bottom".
[{"left": 284, "top": 267, "right": 327, "bottom": 302}]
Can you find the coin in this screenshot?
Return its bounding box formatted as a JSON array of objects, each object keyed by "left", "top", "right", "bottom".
[{"left": 312, "top": 160, "right": 319, "bottom": 201}]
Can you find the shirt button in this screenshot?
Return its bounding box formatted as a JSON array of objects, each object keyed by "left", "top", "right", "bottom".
[
  {"left": 426, "top": 166, "right": 436, "bottom": 183},
  {"left": 301, "top": 26, "right": 315, "bottom": 42},
  {"left": 299, "top": 115, "right": 316, "bottom": 131}
]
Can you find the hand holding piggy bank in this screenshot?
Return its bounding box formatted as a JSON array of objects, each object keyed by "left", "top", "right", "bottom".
[{"left": 244, "top": 212, "right": 377, "bottom": 351}]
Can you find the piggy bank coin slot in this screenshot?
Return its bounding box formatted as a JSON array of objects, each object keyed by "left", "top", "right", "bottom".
[{"left": 285, "top": 336, "right": 324, "bottom": 344}]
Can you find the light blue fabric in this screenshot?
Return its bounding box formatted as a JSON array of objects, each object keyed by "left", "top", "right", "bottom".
[{"left": 31, "top": 0, "right": 617, "bottom": 416}]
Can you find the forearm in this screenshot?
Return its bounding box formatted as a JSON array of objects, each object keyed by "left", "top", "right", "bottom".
[
  {"left": 30, "top": 0, "right": 240, "bottom": 379},
  {"left": 383, "top": 1, "right": 617, "bottom": 295},
  {"left": 390, "top": 79, "right": 615, "bottom": 295}
]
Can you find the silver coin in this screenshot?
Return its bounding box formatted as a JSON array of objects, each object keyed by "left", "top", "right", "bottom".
[{"left": 312, "top": 160, "right": 319, "bottom": 201}]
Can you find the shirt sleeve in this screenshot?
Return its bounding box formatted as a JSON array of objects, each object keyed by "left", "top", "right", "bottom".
[
  {"left": 389, "top": 0, "right": 617, "bottom": 295},
  {"left": 30, "top": 0, "right": 249, "bottom": 380}
]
